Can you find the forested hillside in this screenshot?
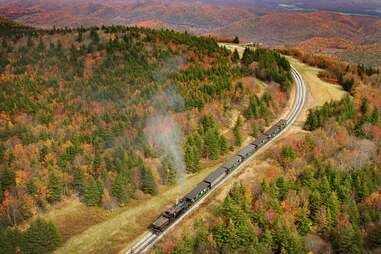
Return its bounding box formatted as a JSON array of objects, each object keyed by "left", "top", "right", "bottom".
[
  {"left": 161, "top": 52, "right": 381, "bottom": 253},
  {"left": 0, "top": 20, "right": 291, "bottom": 253}
]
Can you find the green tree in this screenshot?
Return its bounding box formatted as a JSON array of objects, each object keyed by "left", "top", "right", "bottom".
[
  {"left": 111, "top": 173, "right": 129, "bottom": 204},
  {"left": 232, "top": 36, "right": 240, "bottom": 44},
  {"left": 369, "top": 224, "right": 381, "bottom": 248},
  {"left": 360, "top": 97, "right": 369, "bottom": 115},
  {"left": 0, "top": 228, "right": 23, "bottom": 254},
  {"left": 370, "top": 107, "right": 380, "bottom": 124},
  {"left": 296, "top": 210, "right": 312, "bottom": 235},
  {"left": 184, "top": 143, "right": 200, "bottom": 173},
  {"left": 47, "top": 173, "right": 62, "bottom": 203},
  {"left": 232, "top": 49, "right": 240, "bottom": 62},
  {"left": 332, "top": 225, "right": 362, "bottom": 254},
  {"left": 141, "top": 167, "right": 157, "bottom": 195},
  {"left": 233, "top": 116, "right": 243, "bottom": 146},
  {"left": 327, "top": 192, "right": 340, "bottom": 228},
  {"left": 73, "top": 169, "right": 85, "bottom": 195},
  {"left": 22, "top": 218, "right": 61, "bottom": 254},
  {"left": 84, "top": 176, "right": 103, "bottom": 206}
]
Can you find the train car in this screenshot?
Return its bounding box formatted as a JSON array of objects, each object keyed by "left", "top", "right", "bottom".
[
  {"left": 264, "top": 119, "right": 287, "bottom": 138},
  {"left": 238, "top": 144, "right": 257, "bottom": 159},
  {"left": 204, "top": 166, "right": 228, "bottom": 187},
  {"left": 222, "top": 155, "right": 243, "bottom": 172},
  {"left": 185, "top": 182, "right": 210, "bottom": 203},
  {"left": 152, "top": 215, "right": 170, "bottom": 233},
  {"left": 252, "top": 134, "right": 269, "bottom": 149}
]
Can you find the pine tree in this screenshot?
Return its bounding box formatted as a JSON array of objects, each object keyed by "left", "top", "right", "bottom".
[
  {"left": 360, "top": 97, "right": 369, "bottom": 115},
  {"left": 22, "top": 218, "right": 61, "bottom": 254},
  {"left": 327, "top": 192, "right": 340, "bottom": 228},
  {"left": 204, "top": 129, "right": 220, "bottom": 160},
  {"left": 0, "top": 228, "right": 23, "bottom": 254},
  {"left": 73, "top": 169, "right": 85, "bottom": 195},
  {"left": 111, "top": 173, "right": 129, "bottom": 204},
  {"left": 309, "top": 190, "right": 322, "bottom": 220},
  {"left": 369, "top": 224, "right": 381, "bottom": 248},
  {"left": 232, "top": 49, "right": 240, "bottom": 62},
  {"left": 233, "top": 116, "right": 243, "bottom": 146},
  {"left": 84, "top": 176, "right": 103, "bottom": 206},
  {"left": 184, "top": 143, "right": 200, "bottom": 173},
  {"left": 141, "top": 167, "right": 157, "bottom": 195},
  {"left": 370, "top": 107, "right": 380, "bottom": 124},
  {"left": 296, "top": 210, "right": 312, "bottom": 235},
  {"left": 47, "top": 173, "right": 62, "bottom": 203},
  {"left": 332, "top": 225, "right": 362, "bottom": 254}
]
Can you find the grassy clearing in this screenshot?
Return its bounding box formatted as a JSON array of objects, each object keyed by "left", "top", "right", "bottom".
[{"left": 286, "top": 56, "right": 347, "bottom": 132}]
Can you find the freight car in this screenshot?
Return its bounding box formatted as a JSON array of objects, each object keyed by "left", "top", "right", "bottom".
[{"left": 151, "top": 119, "right": 288, "bottom": 233}]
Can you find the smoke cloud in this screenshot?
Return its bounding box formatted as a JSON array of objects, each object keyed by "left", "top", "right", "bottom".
[{"left": 146, "top": 59, "right": 186, "bottom": 190}]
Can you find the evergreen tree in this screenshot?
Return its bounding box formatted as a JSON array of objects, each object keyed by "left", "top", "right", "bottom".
[
  {"left": 233, "top": 116, "right": 243, "bottom": 146},
  {"left": 184, "top": 143, "right": 200, "bottom": 173},
  {"left": 47, "top": 173, "right": 62, "bottom": 203},
  {"left": 360, "top": 97, "right": 369, "bottom": 115},
  {"left": 332, "top": 225, "right": 362, "bottom": 254},
  {"left": 204, "top": 128, "right": 220, "bottom": 160},
  {"left": 0, "top": 228, "right": 22, "bottom": 254},
  {"left": 73, "top": 169, "right": 85, "bottom": 195},
  {"left": 296, "top": 210, "right": 312, "bottom": 235},
  {"left": 370, "top": 107, "right": 380, "bottom": 124},
  {"left": 327, "top": 192, "right": 340, "bottom": 228},
  {"left": 309, "top": 190, "right": 322, "bottom": 220},
  {"left": 111, "top": 173, "right": 129, "bottom": 204},
  {"left": 369, "top": 224, "right": 381, "bottom": 248},
  {"left": 84, "top": 176, "right": 103, "bottom": 206},
  {"left": 232, "top": 49, "right": 240, "bottom": 62},
  {"left": 22, "top": 218, "right": 61, "bottom": 254},
  {"left": 141, "top": 167, "right": 157, "bottom": 195}
]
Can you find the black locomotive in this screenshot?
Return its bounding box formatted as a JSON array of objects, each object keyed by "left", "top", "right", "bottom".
[{"left": 151, "top": 119, "right": 287, "bottom": 233}]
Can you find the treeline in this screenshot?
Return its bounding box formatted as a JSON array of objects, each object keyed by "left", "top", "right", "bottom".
[
  {"left": 304, "top": 96, "right": 380, "bottom": 137},
  {"left": 241, "top": 47, "right": 292, "bottom": 92},
  {"left": 0, "top": 218, "right": 61, "bottom": 254}
]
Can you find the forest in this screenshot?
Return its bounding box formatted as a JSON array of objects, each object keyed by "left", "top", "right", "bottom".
[
  {"left": 158, "top": 50, "right": 381, "bottom": 254},
  {"left": 0, "top": 21, "right": 292, "bottom": 253}
]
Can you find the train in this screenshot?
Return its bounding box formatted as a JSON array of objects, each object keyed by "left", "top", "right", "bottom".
[{"left": 151, "top": 119, "right": 287, "bottom": 233}]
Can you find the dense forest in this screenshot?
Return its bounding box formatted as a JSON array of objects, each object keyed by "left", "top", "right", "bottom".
[
  {"left": 160, "top": 51, "right": 381, "bottom": 253},
  {"left": 0, "top": 20, "right": 292, "bottom": 253}
]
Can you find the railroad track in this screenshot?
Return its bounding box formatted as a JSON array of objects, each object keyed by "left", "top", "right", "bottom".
[{"left": 124, "top": 64, "right": 306, "bottom": 254}]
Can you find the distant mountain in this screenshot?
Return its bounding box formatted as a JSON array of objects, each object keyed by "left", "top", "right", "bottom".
[{"left": 1, "top": 0, "right": 381, "bottom": 46}]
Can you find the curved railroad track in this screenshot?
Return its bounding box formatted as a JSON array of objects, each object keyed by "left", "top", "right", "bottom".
[{"left": 124, "top": 64, "right": 306, "bottom": 254}]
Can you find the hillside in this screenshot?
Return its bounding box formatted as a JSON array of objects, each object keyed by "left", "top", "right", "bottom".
[
  {"left": 156, "top": 45, "right": 381, "bottom": 254},
  {"left": 0, "top": 21, "right": 292, "bottom": 253},
  {"left": 1, "top": 0, "right": 381, "bottom": 46}
]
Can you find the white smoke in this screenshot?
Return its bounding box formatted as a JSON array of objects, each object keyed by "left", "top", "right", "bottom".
[{"left": 146, "top": 87, "right": 186, "bottom": 189}]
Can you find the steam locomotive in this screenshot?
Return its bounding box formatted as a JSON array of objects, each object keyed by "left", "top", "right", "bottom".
[{"left": 151, "top": 119, "right": 287, "bottom": 233}]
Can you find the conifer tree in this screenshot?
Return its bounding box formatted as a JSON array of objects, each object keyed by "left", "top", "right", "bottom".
[
  {"left": 232, "top": 49, "right": 240, "bottom": 63},
  {"left": 141, "top": 167, "right": 157, "bottom": 195},
  {"left": 22, "top": 218, "right": 61, "bottom": 254},
  {"left": 233, "top": 116, "right": 243, "bottom": 146},
  {"left": 111, "top": 173, "right": 129, "bottom": 204},
  {"left": 84, "top": 176, "right": 103, "bottom": 206},
  {"left": 47, "top": 173, "right": 62, "bottom": 203}
]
